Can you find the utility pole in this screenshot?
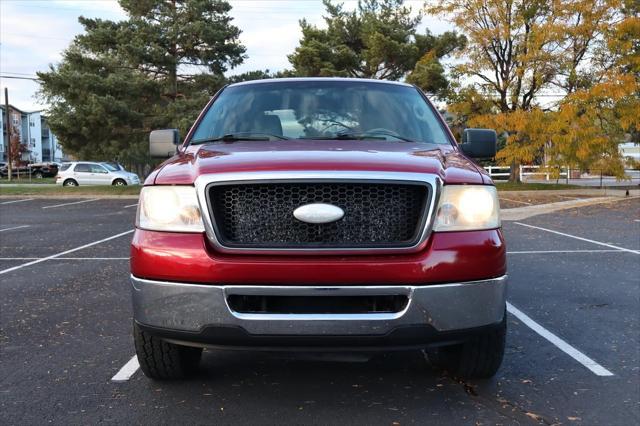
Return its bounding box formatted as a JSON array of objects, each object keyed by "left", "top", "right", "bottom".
[{"left": 3, "top": 87, "right": 12, "bottom": 181}]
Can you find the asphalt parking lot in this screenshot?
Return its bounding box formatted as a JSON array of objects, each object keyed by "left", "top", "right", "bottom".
[{"left": 1, "top": 196, "right": 638, "bottom": 425}]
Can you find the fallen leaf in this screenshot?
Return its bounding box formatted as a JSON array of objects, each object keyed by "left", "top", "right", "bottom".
[{"left": 525, "top": 412, "right": 542, "bottom": 421}]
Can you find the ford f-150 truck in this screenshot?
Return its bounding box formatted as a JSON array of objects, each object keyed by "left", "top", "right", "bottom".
[{"left": 131, "top": 78, "right": 506, "bottom": 380}]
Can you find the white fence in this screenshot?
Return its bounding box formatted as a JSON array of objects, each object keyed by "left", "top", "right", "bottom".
[
  {"left": 484, "top": 165, "right": 569, "bottom": 181},
  {"left": 483, "top": 166, "right": 511, "bottom": 180}
]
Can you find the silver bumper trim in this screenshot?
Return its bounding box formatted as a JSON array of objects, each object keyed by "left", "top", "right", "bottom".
[{"left": 131, "top": 275, "right": 507, "bottom": 336}]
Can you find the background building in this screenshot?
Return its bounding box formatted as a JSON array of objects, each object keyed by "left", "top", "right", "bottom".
[{"left": 1, "top": 104, "right": 66, "bottom": 163}]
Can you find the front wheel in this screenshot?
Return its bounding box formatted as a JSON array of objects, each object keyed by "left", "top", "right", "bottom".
[
  {"left": 133, "top": 322, "right": 202, "bottom": 380},
  {"left": 428, "top": 313, "right": 506, "bottom": 379},
  {"left": 112, "top": 179, "right": 127, "bottom": 186}
]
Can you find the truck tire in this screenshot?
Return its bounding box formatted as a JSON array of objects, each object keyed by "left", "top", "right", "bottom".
[
  {"left": 133, "top": 322, "right": 202, "bottom": 380},
  {"left": 428, "top": 313, "right": 506, "bottom": 379}
]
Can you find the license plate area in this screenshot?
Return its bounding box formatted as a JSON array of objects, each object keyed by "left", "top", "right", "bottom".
[{"left": 227, "top": 294, "right": 409, "bottom": 315}]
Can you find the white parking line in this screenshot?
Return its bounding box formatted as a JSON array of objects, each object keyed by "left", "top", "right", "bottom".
[
  {"left": 499, "top": 197, "right": 532, "bottom": 205},
  {"left": 1, "top": 198, "right": 35, "bottom": 205},
  {"left": 558, "top": 195, "right": 580, "bottom": 200},
  {"left": 0, "top": 229, "right": 134, "bottom": 275},
  {"left": 515, "top": 222, "right": 640, "bottom": 254},
  {"left": 123, "top": 203, "right": 138, "bottom": 208},
  {"left": 0, "top": 225, "right": 30, "bottom": 232},
  {"left": 42, "top": 199, "right": 100, "bottom": 209},
  {"left": 0, "top": 257, "right": 129, "bottom": 260},
  {"left": 111, "top": 355, "right": 140, "bottom": 382},
  {"left": 507, "top": 249, "right": 622, "bottom": 254},
  {"left": 507, "top": 302, "right": 614, "bottom": 376}
]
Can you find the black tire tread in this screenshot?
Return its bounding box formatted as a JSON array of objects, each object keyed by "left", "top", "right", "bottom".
[
  {"left": 428, "top": 314, "right": 506, "bottom": 379},
  {"left": 133, "top": 323, "right": 202, "bottom": 380}
]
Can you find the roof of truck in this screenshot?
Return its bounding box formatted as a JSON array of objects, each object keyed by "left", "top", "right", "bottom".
[{"left": 227, "top": 77, "right": 414, "bottom": 88}]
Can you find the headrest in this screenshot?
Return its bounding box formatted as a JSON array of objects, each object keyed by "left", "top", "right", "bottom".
[{"left": 255, "top": 114, "right": 283, "bottom": 136}]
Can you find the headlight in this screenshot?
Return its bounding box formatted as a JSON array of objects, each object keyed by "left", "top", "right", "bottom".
[
  {"left": 136, "top": 186, "right": 204, "bottom": 232},
  {"left": 433, "top": 185, "right": 500, "bottom": 231}
]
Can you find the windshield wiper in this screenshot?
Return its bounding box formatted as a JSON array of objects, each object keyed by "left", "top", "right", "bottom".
[
  {"left": 336, "top": 131, "right": 416, "bottom": 142},
  {"left": 191, "top": 132, "right": 289, "bottom": 144},
  {"left": 334, "top": 133, "right": 386, "bottom": 140},
  {"left": 302, "top": 131, "right": 417, "bottom": 142}
]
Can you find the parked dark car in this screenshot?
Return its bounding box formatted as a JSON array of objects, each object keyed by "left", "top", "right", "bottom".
[{"left": 0, "top": 162, "right": 59, "bottom": 178}]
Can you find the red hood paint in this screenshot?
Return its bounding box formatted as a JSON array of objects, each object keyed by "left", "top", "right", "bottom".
[{"left": 151, "top": 140, "right": 487, "bottom": 185}]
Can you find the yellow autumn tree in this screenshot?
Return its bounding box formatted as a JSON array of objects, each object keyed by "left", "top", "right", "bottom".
[
  {"left": 548, "top": 74, "right": 637, "bottom": 178},
  {"left": 428, "top": 0, "right": 622, "bottom": 182},
  {"left": 471, "top": 108, "right": 553, "bottom": 175},
  {"left": 547, "top": 0, "right": 639, "bottom": 179},
  {"left": 427, "top": 0, "right": 565, "bottom": 113}
]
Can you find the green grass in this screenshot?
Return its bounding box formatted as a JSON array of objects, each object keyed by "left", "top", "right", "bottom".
[
  {"left": 0, "top": 185, "right": 141, "bottom": 196},
  {"left": 0, "top": 177, "right": 56, "bottom": 184},
  {"left": 495, "top": 182, "right": 582, "bottom": 191}
]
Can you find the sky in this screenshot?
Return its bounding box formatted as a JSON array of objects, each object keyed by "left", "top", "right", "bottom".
[{"left": 0, "top": 0, "right": 453, "bottom": 112}]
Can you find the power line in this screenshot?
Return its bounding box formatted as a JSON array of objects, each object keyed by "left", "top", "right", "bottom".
[
  {"left": 0, "top": 75, "right": 40, "bottom": 81},
  {"left": 1, "top": 71, "right": 38, "bottom": 76}
]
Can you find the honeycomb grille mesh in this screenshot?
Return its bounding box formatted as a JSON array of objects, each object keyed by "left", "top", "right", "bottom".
[{"left": 208, "top": 182, "right": 428, "bottom": 248}]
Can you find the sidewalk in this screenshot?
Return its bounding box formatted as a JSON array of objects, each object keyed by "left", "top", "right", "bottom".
[{"left": 501, "top": 194, "right": 639, "bottom": 221}]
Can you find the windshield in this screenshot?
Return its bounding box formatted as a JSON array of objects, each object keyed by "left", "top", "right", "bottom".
[{"left": 190, "top": 80, "right": 452, "bottom": 145}]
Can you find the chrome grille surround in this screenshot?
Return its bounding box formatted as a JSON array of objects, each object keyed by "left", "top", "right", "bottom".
[{"left": 194, "top": 171, "right": 441, "bottom": 255}]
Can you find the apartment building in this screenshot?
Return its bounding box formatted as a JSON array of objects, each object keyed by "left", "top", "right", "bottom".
[{"left": 1, "top": 104, "right": 65, "bottom": 163}]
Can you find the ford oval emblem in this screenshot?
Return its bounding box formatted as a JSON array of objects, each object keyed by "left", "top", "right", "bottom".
[{"left": 293, "top": 203, "right": 344, "bottom": 224}]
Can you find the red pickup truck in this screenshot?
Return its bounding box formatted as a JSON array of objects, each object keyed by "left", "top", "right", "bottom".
[{"left": 131, "top": 78, "right": 506, "bottom": 380}]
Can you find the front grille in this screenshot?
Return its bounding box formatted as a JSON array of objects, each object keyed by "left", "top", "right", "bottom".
[{"left": 207, "top": 181, "right": 429, "bottom": 249}]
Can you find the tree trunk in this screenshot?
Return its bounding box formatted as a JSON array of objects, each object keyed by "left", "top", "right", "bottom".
[
  {"left": 170, "top": 0, "right": 178, "bottom": 101},
  {"left": 509, "top": 161, "right": 520, "bottom": 183}
]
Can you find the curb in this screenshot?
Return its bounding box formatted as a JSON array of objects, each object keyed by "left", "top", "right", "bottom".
[
  {"left": 498, "top": 188, "right": 640, "bottom": 197},
  {"left": 501, "top": 196, "right": 639, "bottom": 221}
]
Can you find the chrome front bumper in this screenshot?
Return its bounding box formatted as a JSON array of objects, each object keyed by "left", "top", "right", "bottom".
[{"left": 131, "top": 275, "right": 507, "bottom": 337}]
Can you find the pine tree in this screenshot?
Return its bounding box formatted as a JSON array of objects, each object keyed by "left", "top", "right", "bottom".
[{"left": 38, "top": 0, "right": 245, "bottom": 163}]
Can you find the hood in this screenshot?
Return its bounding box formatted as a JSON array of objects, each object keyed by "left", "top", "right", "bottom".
[
  {"left": 151, "top": 140, "right": 487, "bottom": 185},
  {"left": 112, "top": 170, "right": 137, "bottom": 179}
]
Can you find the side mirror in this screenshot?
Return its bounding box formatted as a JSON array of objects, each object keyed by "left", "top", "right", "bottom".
[
  {"left": 149, "top": 129, "right": 180, "bottom": 157},
  {"left": 460, "top": 128, "right": 497, "bottom": 158}
]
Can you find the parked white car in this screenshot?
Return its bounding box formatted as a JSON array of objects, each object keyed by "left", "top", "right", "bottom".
[{"left": 56, "top": 161, "right": 140, "bottom": 186}]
